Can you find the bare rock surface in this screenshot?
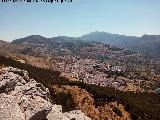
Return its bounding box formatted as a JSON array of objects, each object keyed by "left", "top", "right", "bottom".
[
  {"left": 63, "top": 110, "right": 92, "bottom": 120},
  {"left": 47, "top": 105, "right": 63, "bottom": 120},
  {"left": 0, "top": 66, "right": 52, "bottom": 120},
  {"left": 0, "top": 93, "right": 25, "bottom": 120},
  {"left": 47, "top": 105, "right": 91, "bottom": 120},
  {"left": 0, "top": 66, "right": 91, "bottom": 120}
]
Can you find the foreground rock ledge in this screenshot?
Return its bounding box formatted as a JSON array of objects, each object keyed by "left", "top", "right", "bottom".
[
  {"left": 0, "top": 66, "right": 52, "bottom": 120},
  {"left": 0, "top": 66, "right": 91, "bottom": 120}
]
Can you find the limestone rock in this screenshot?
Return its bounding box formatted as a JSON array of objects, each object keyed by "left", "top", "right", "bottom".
[
  {"left": 0, "top": 67, "right": 52, "bottom": 120},
  {"left": 47, "top": 105, "right": 91, "bottom": 120},
  {"left": 0, "top": 93, "right": 25, "bottom": 120},
  {"left": 0, "top": 71, "right": 26, "bottom": 94},
  {"left": 63, "top": 110, "right": 92, "bottom": 120},
  {"left": 47, "top": 105, "right": 63, "bottom": 120},
  {"left": 23, "top": 96, "right": 52, "bottom": 120},
  {"left": 0, "top": 66, "right": 91, "bottom": 120}
]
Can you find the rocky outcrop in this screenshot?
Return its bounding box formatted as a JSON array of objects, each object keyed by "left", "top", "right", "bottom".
[
  {"left": 0, "top": 67, "right": 91, "bottom": 120},
  {"left": 0, "top": 67, "right": 52, "bottom": 120}
]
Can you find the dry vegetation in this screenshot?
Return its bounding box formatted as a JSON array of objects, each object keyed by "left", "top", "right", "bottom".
[{"left": 50, "top": 85, "right": 131, "bottom": 120}]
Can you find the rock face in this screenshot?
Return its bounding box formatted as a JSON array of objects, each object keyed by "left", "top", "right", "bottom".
[{"left": 0, "top": 67, "right": 53, "bottom": 120}]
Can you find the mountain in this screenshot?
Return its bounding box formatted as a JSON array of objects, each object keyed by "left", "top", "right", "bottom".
[
  {"left": 12, "top": 35, "right": 51, "bottom": 45},
  {"left": 12, "top": 35, "right": 134, "bottom": 60},
  {"left": 12, "top": 32, "right": 160, "bottom": 57},
  {"left": 79, "top": 31, "right": 139, "bottom": 48},
  {"left": 131, "top": 34, "right": 160, "bottom": 56},
  {"left": 79, "top": 31, "right": 160, "bottom": 56},
  {"left": 12, "top": 35, "right": 78, "bottom": 49}
]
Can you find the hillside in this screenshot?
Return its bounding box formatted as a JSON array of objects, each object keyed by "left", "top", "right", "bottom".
[
  {"left": 79, "top": 31, "right": 160, "bottom": 56},
  {"left": 79, "top": 31, "right": 139, "bottom": 48},
  {"left": 10, "top": 35, "right": 160, "bottom": 92},
  {"left": 131, "top": 35, "right": 160, "bottom": 56},
  {"left": 12, "top": 32, "right": 160, "bottom": 57},
  {"left": 0, "top": 40, "right": 24, "bottom": 56},
  {"left": 0, "top": 55, "right": 160, "bottom": 120}
]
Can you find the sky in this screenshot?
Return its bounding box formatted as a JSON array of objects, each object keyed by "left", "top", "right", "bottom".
[{"left": 0, "top": 0, "right": 160, "bottom": 41}]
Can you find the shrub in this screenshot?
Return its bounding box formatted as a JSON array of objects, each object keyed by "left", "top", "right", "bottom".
[
  {"left": 51, "top": 91, "right": 76, "bottom": 112},
  {"left": 113, "top": 107, "right": 122, "bottom": 117}
]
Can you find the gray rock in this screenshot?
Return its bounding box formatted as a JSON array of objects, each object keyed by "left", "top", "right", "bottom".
[
  {"left": 63, "top": 110, "right": 91, "bottom": 120},
  {"left": 0, "top": 71, "right": 26, "bottom": 94},
  {"left": 47, "top": 105, "right": 63, "bottom": 120},
  {"left": 0, "top": 93, "right": 25, "bottom": 120},
  {"left": 21, "top": 96, "right": 52, "bottom": 120},
  {"left": 0, "top": 66, "right": 91, "bottom": 120},
  {"left": 47, "top": 105, "right": 91, "bottom": 120},
  {"left": 0, "top": 67, "right": 52, "bottom": 120}
]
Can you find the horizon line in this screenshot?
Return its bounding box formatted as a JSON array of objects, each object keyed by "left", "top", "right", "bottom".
[{"left": 1, "top": 31, "right": 160, "bottom": 42}]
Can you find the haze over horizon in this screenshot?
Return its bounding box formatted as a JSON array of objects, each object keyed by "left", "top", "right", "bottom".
[{"left": 0, "top": 0, "right": 160, "bottom": 41}]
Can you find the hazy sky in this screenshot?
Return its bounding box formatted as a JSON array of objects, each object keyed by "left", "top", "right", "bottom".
[{"left": 0, "top": 0, "right": 160, "bottom": 41}]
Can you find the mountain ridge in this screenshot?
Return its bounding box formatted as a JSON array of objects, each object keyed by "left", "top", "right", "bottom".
[{"left": 11, "top": 31, "right": 160, "bottom": 56}]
